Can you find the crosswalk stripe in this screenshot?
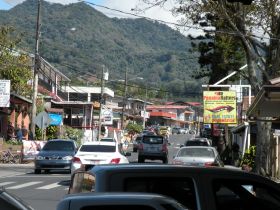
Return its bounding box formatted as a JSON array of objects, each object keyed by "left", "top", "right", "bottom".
[
  {"left": 6, "top": 181, "right": 42, "bottom": 189},
  {"left": 0, "top": 182, "right": 15, "bottom": 186},
  {"left": 36, "top": 182, "right": 61, "bottom": 189}
]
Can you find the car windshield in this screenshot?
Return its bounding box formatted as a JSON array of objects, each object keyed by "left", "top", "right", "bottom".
[
  {"left": 185, "top": 141, "right": 208, "bottom": 146},
  {"left": 100, "top": 138, "right": 115, "bottom": 142},
  {"left": 178, "top": 148, "right": 215, "bottom": 158},
  {"left": 42, "top": 141, "right": 74, "bottom": 151},
  {"left": 142, "top": 136, "right": 163, "bottom": 144},
  {"left": 80, "top": 145, "right": 116, "bottom": 152}
]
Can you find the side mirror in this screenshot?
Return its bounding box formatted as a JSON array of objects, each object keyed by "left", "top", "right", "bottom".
[{"left": 180, "top": 144, "right": 184, "bottom": 148}]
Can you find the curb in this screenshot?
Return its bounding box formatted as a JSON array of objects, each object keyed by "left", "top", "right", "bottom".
[{"left": 0, "top": 163, "right": 33, "bottom": 168}]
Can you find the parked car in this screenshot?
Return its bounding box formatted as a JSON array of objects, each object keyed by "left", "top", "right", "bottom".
[
  {"left": 34, "top": 139, "right": 78, "bottom": 174},
  {"left": 57, "top": 192, "right": 187, "bottom": 210},
  {"left": 132, "top": 136, "right": 142, "bottom": 152},
  {"left": 71, "top": 141, "right": 130, "bottom": 174},
  {"left": 0, "top": 187, "right": 34, "bottom": 210},
  {"left": 172, "top": 146, "right": 223, "bottom": 167},
  {"left": 138, "top": 135, "right": 168, "bottom": 163},
  {"left": 182, "top": 138, "right": 212, "bottom": 147},
  {"left": 68, "top": 164, "right": 280, "bottom": 210}
]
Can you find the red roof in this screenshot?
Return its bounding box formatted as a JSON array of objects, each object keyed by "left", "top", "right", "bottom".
[
  {"left": 147, "top": 105, "right": 188, "bottom": 110},
  {"left": 149, "top": 111, "right": 176, "bottom": 118}
]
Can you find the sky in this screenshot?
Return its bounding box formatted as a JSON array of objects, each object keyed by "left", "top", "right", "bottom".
[{"left": 0, "top": 0, "right": 205, "bottom": 36}]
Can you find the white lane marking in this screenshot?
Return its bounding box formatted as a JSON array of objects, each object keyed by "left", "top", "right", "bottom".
[
  {"left": 36, "top": 182, "right": 61, "bottom": 189},
  {"left": 0, "top": 182, "right": 15, "bottom": 186},
  {"left": 6, "top": 181, "right": 42, "bottom": 189}
]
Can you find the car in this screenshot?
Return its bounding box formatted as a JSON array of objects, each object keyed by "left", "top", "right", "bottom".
[
  {"left": 182, "top": 138, "right": 212, "bottom": 147},
  {"left": 56, "top": 192, "right": 187, "bottom": 210},
  {"left": 172, "top": 146, "right": 223, "bottom": 167},
  {"left": 172, "top": 127, "right": 185, "bottom": 134},
  {"left": 0, "top": 187, "right": 34, "bottom": 210},
  {"left": 71, "top": 141, "right": 130, "bottom": 174},
  {"left": 68, "top": 164, "right": 280, "bottom": 210},
  {"left": 132, "top": 136, "right": 142, "bottom": 152},
  {"left": 34, "top": 139, "right": 78, "bottom": 174},
  {"left": 137, "top": 135, "right": 168, "bottom": 163}
]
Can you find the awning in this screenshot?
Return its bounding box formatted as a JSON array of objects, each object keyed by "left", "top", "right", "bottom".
[{"left": 247, "top": 85, "right": 280, "bottom": 117}]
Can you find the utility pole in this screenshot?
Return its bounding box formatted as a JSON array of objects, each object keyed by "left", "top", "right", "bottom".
[
  {"left": 142, "top": 84, "right": 148, "bottom": 129},
  {"left": 121, "top": 69, "right": 128, "bottom": 130},
  {"left": 31, "top": 0, "right": 41, "bottom": 138},
  {"left": 98, "top": 66, "right": 105, "bottom": 141}
]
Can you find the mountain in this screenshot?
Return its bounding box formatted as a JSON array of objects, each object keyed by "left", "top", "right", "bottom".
[{"left": 0, "top": 0, "right": 202, "bottom": 99}]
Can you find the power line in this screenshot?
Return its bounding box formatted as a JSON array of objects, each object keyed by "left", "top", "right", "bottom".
[{"left": 83, "top": 1, "right": 280, "bottom": 42}]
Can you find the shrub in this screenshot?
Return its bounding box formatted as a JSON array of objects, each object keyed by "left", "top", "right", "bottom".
[{"left": 240, "top": 145, "right": 256, "bottom": 169}]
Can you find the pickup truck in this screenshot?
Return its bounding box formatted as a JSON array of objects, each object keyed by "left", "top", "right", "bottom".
[{"left": 68, "top": 164, "right": 280, "bottom": 210}]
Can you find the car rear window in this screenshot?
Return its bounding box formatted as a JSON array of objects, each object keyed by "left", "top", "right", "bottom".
[
  {"left": 42, "top": 141, "right": 74, "bottom": 151},
  {"left": 80, "top": 145, "right": 116, "bottom": 152},
  {"left": 142, "top": 136, "right": 163, "bottom": 144},
  {"left": 185, "top": 141, "right": 208, "bottom": 146},
  {"left": 178, "top": 148, "right": 215, "bottom": 158}
]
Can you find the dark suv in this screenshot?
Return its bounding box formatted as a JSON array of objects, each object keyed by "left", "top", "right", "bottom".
[{"left": 138, "top": 135, "right": 168, "bottom": 163}]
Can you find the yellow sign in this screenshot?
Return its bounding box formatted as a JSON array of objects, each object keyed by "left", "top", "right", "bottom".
[{"left": 203, "top": 91, "right": 237, "bottom": 124}]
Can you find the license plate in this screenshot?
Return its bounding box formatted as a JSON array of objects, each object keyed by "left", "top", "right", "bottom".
[
  {"left": 148, "top": 148, "right": 157, "bottom": 152},
  {"left": 89, "top": 160, "right": 100, "bottom": 164}
]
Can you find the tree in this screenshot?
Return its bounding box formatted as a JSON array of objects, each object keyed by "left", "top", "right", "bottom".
[
  {"left": 0, "top": 26, "right": 32, "bottom": 97},
  {"left": 139, "top": 0, "right": 280, "bottom": 177}
]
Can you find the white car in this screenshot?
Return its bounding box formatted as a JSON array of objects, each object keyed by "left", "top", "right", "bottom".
[{"left": 71, "top": 141, "right": 130, "bottom": 174}]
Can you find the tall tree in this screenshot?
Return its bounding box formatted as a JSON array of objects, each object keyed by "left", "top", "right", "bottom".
[
  {"left": 0, "top": 26, "right": 32, "bottom": 97},
  {"left": 140, "top": 0, "right": 280, "bottom": 176}
]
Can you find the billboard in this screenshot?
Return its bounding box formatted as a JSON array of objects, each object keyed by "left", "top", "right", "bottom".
[
  {"left": 0, "top": 80, "right": 10, "bottom": 107},
  {"left": 203, "top": 91, "right": 237, "bottom": 124}
]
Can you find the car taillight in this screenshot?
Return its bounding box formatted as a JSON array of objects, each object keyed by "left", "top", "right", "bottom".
[
  {"left": 138, "top": 143, "right": 144, "bottom": 151},
  {"left": 110, "top": 158, "right": 121, "bottom": 164},
  {"left": 72, "top": 157, "right": 81, "bottom": 164},
  {"left": 162, "top": 144, "right": 168, "bottom": 152}
]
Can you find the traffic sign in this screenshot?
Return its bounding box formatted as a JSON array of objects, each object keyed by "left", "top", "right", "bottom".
[{"left": 34, "top": 111, "right": 51, "bottom": 129}]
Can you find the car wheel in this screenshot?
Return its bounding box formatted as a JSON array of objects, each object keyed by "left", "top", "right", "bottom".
[
  {"left": 34, "top": 169, "right": 41, "bottom": 174},
  {"left": 138, "top": 157, "right": 144, "bottom": 163}
]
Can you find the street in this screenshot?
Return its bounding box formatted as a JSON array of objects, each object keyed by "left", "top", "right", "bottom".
[{"left": 0, "top": 134, "right": 193, "bottom": 210}]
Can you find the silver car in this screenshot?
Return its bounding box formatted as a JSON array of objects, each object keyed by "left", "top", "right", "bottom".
[{"left": 172, "top": 146, "right": 223, "bottom": 167}]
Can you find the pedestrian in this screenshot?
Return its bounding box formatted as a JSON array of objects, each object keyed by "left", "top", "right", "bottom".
[{"left": 16, "top": 126, "right": 23, "bottom": 142}]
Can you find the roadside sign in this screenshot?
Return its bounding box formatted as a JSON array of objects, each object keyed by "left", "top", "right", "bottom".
[
  {"left": 0, "top": 80, "right": 10, "bottom": 107},
  {"left": 34, "top": 111, "right": 51, "bottom": 129}
]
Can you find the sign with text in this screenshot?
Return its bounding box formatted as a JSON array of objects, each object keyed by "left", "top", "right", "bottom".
[
  {"left": 102, "top": 108, "right": 113, "bottom": 125},
  {"left": 203, "top": 91, "right": 237, "bottom": 124},
  {"left": 0, "top": 80, "right": 10, "bottom": 107}
]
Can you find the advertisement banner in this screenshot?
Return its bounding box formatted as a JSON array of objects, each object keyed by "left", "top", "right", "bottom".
[
  {"left": 22, "top": 140, "right": 47, "bottom": 160},
  {"left": 203, "top": 91, "right": 237, "bottom": 124},
  {"left": 102, "top": 108, "right": 113, "bottom": 125},
  {"left": 0, "top": 80, "right": 10, "bottom": 107},
  {"left": 48, "top": 113, "right": 63, "bottom": 125}
]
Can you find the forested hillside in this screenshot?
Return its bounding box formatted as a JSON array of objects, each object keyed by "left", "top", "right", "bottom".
[{"left": 0, "top": 0, "right": 202, "bottom": 99}]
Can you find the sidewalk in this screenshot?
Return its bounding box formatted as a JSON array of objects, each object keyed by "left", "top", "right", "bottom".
[{"left": 0, "top": 162, "right": 34, "bottom": 168}]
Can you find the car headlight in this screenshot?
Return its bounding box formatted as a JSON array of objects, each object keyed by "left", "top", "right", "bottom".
[
  {"left": 62, "top": 156, "right": 73, "bottom": 160},
  {"left": 35, "top": 156, "right": 44, "bottom": 160}
]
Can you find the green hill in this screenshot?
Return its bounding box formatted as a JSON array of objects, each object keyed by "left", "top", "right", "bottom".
[{"left": 0, "top": 0, "right": 202, "bottom": 99}]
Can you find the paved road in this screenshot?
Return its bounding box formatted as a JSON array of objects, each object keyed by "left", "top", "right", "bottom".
[{"left": 0, "top": 134, "right": 195, "bottom": 210}]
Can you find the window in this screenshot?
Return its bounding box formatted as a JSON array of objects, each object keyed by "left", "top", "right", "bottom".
[
  {"left": 213, "top": 179, "right": 280, "bottom": 210},
  {"left": 178, "top": 148, "right": 214, "bottom": 157},
  {"left": 142, "top": 136, "right": 163, "bottom": 144},
  {"left": 80, "top": 145, "right": 116, "bottom": 152},
  {"left": 124, "top": 177, "right": 197, "bottom": 210},
  {"left": 42, "top": 141, "right": 74, "bottom": 151}
]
